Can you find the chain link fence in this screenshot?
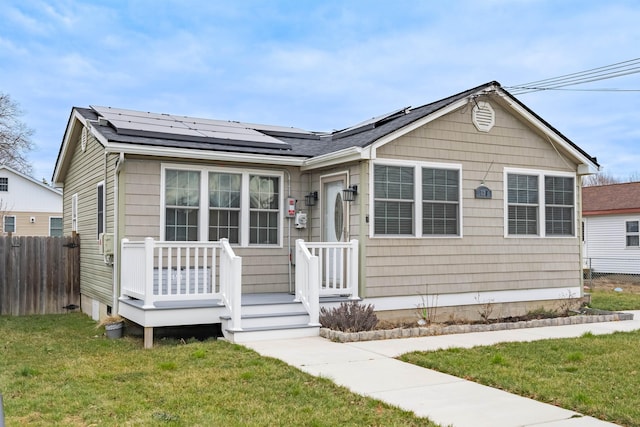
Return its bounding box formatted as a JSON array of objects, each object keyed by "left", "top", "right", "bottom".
[{"left": 584, "top": 257, "right": 640, "bottom": 288}]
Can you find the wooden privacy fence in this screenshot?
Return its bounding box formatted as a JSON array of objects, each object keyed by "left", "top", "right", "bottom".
[{"left": 0, "top": 234, "right": 80, "bottom": 316}]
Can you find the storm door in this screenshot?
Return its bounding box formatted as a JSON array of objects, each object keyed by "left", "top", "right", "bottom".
[{"left": 321, "top": 175, "right": 348, "bottom": 288}]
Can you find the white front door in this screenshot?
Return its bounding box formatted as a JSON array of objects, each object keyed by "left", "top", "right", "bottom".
[{"left": 322, "top": 176, "right": 348, "bottom": 287}]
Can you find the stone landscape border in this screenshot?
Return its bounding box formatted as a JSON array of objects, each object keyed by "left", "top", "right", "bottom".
[{"left": 320, "top": 311, "right": 634, "bottom": 343}]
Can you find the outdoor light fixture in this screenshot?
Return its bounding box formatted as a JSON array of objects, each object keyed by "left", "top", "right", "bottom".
[
  {"left": 342, "top": 185, "right": 358, "bottom": 202},
  {"left": 304, "top": 191, "right": 318, "bottom": 207}
]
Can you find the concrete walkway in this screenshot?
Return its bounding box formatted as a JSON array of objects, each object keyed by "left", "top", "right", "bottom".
[{"left": 245, "top": 311, "right": 640, "bottom": 427}]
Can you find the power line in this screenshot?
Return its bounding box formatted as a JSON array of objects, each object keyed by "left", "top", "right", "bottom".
[{"left": 505, "top": 57, "right": 640, "bottom": 95}]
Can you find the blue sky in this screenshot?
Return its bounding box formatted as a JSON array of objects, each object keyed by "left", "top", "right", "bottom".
[{"left": 1, "top": 0, "right": 639, "bottom": 182}]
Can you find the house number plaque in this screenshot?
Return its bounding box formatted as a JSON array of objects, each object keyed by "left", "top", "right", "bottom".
[{"left": 475, "top": 185, "right": 492, "bottom": 199}]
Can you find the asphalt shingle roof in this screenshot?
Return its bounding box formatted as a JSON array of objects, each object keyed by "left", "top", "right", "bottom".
[
  {"left": 73, "top": 81, "right": 599, "bottom": 167},
  {"left": 583, "top": 182, "right": 640, "bottom": 215}
]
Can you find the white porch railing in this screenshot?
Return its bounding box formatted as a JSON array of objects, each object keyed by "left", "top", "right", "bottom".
[
  {"left": 218, "top": 239, "right": 242, "bottom": 331},
  {"left": 303, "top": 239, "right": 359, "bottom": 298},
  {"left": 295, "top": 239, "right": 359, "bottom": 325},
  {"left": 121, "top": 238, "right": 242, "bottom": 329},
  {"left": 295, "top": 239, "right": 320, "bottom": 325}
]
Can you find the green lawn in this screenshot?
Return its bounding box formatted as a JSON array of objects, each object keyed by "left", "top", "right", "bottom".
[
  {"left": 399, "top": 286, "right": 640, "bottom": 426},
  {"left": 401, "top": 331, "right": 640, "bottom": 426},
  {"left": 589, "top": 287, "right": 640, "bottom": 311},
  {"left": 0, "top": 313, "right": 435, "bottom": 427}
]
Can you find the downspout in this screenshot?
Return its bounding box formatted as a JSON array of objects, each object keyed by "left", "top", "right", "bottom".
[
  {"left": 282, "top": 169, "right": 293, "bottom": 294},
  {"left": 112, "top": 152, "right": 125, "bottom": 312}
]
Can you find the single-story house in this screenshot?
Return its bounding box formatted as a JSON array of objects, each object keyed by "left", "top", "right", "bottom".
[
  {"left": 0, "top": 165, "right": 63, "bottom": 236},
  {"left": 52, "top": 81, "right": 599, "bottom": 347},
  {"left": 583, "top": 181, "right": 640, "bottom": 274}
]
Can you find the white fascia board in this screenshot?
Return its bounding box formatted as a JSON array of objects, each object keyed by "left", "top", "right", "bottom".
[
  {"left": 300, "top": 147, "right": 364, "bottom": 171},
  {"left": 496, "top": 92, "right": 599, "bottom": 172},
  {"left": 53, "top": 109, "right": 100, "bottom": 185},
  {"left": 369, "top": 98, "right": 471, "bottom": 159},
  {"left": 104, "top": 143, "right": 306, "bottom": 167}
]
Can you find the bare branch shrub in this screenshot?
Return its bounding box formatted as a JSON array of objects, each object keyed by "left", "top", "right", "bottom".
[
  {"left": 319, "top": 301, "right": 378, "bottom": 332},
  {"left": 475, "top": 293, "right": 495, "bottom": 324}
]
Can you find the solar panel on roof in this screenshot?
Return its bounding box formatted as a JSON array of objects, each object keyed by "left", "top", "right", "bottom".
[{"left": 91, "top": 105, "right": 295, "bottom": 150}]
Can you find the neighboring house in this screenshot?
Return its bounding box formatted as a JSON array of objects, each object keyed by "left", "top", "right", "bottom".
[
  {"left": 0, "top": 165, "right": 63, "bottom": 237},
  {"left": 582, "top": 182, "right": 640, "bottom": 274},
  {"left": 52, "top": 81, "right": 599, "bottom": 347}
]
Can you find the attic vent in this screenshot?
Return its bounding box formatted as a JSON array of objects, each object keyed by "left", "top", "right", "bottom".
[
  {"left": 472, "top": 101, "right": 495, "bottom": 132},
  {"left": 81, "top": 127, "right": 88, "bottom": 151}
]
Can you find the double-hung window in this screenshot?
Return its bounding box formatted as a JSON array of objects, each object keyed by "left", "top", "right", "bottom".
[
  {"left": 208, "top": 172, "right": 241, "bottom": 243},
  {"left": 3, "top": 215, "right": 15, "bottom": 233},
  {"left": 71, "top": 193, "right": 78, "bottom": 232},
  {"left": 249, "top": 175, "right": 280, "bottom": 245},
  {"left": 165, "top": 169, "right": 200, "bottom": 241},
  {"left": 97, "top": 182, "right": 105, "bottom": 239},
  {"left": 545, "top": 176, "right": 574, "bottom": 235},
  {"left": 626, "top": 221, "right": 639, "bottom": 247},
  {"left": 374, "top": 164, "right": 414, "bottom": 235},
  {"left": 505, "top": 169, "right": 575, "bottom": 237},
  {"left": 422, "top": 168, "right": 459, "bottom": 235},
  {"left": 50, "top": 217, "right": 63, "bottom": 237},
  {"left": 163, "top": 166, "right": 281, "bottom": 246},
  {"left": 373, "top": 162, "right": 461, "bottom": 237},
  {"left": 507, "top": 174, "right": 539, "bottom": 235},
  {"left": 0, "top": 177, "right": 7, "bottom": 192}
]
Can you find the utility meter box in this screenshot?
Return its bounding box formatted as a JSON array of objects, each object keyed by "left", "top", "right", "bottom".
[
  {"left": 286, "top": 197, "right": 296, "bottom": 218},
  {"left": 99, "top": 233, "right": 114, "bottom": 256},
  {"left": 294, "top": 212, "right": 307, "bottom": 229}
]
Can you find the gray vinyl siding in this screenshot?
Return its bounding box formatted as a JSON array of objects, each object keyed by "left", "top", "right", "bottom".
[
  {"left": 62, "top": 125, "right": 115, "bottom": 306},
  {"left": 364, "top": 97, "right": 582, "bottom": 298},
  {"left": 121, "top": 158, "right": 305, "bottom": 293}
]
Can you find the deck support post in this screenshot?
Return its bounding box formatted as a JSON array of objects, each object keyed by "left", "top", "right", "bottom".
[{"left": 144, "top": 327, "right": 153, "bottom": 349}]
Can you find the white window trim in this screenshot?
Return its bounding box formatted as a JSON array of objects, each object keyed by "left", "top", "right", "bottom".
[
  {"left": 71, "top": 193, "right": 78, "bottom": 232},
  {"left": 625, "top": 220, "right": 639, "bottom": 248},
  {"left": 160, "top": 163, "right": 284, "bottom": 247},
  {"left": 503, "top": 167, "right": 576, "bottom": 238},
  {"left": 49, "top": 216, "right": 63, "bottom": 237},
  {"left": 3, "top": 215, "right": 16, "bottom": 233},
  {"left": 369, "top": 159, "right": 463, "bottom": 239},
  {"left": 97, "top": 181, "right": 105, "bottom": 240}
]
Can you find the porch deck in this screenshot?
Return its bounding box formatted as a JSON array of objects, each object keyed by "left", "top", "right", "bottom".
[
  {"left": 120, "top": 291, "right": 353, "bottom": 310},
  {"left": 118, "top": 238, "right": 359, "bottom": 347}
]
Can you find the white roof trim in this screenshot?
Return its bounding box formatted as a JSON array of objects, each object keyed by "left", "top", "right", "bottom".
[
  {"left": 495, "top": 91, "right": 599, "bottom": 172},
  {"left": 300, "top": 146, "right": 363, "bottom": 171},
  {"left": 53, "top": 109, "right": 109, "bottom": 185}
]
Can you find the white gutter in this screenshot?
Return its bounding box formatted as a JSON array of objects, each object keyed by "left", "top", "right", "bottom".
[
  {"left": 300, "top": 146, "right": 364, "bottom": 171},
  {"left": 104, "top": 144, "right": 306, "bottom": 167}
]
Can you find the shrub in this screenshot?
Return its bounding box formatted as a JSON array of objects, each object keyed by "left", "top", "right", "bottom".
[{"left": 319, "top": 301, "right": 378, "bottom": 332}]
